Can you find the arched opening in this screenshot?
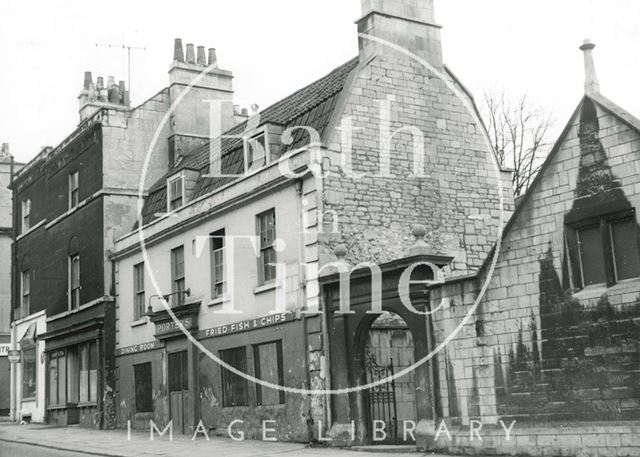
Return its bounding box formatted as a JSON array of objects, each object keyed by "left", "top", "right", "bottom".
[{"left": 361, "top": 311, "right": 417, "bottom": 445}]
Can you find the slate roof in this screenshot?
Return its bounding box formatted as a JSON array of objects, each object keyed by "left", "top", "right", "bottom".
[{"left": 140, "top": 57, "right": 359, "bottom": 225}]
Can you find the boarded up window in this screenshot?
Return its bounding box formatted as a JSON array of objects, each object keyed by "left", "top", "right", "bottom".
[
  {"left": 220, "top": 347, "right": 248, "bottom": 407},
  {"left": 610, "top": 219, "right": 640, "bottom": 281},
  {"left": 253, "top": 341, "right": 284, "bottom": 405},
  {"left": 134, "top": 363, "right": 153, "bottom": 413}
]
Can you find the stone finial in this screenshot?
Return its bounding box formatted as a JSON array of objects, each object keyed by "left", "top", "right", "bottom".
[
  {"left": 185, "top": 43, "right": 196, "bottom": 64},
  {"left": 208, "top": 48, "right": 217, "bottom": 67},
  {"left": 334, "top": 244, "right": 348, "bottom": 259},
  {"left": 174, "top": 38, "right": 184, "bottom": 62},
  {"left": 196, "top": 46, "right": 206, "bottom": 65},
  {"left": 408, "top": 224, "right": 436, "bottom": 256},
  {"left": 580, "top": 39, "right": 600, "bottom": 95}
]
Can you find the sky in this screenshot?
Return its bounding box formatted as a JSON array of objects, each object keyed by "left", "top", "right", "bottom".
[{"left": 1, "top": 0, "right": 639, "bottom": 164}]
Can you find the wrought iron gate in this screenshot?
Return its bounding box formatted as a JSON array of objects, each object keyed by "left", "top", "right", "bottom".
[{"left": 364, "top": 348, "right": 399, "bottom": 444}]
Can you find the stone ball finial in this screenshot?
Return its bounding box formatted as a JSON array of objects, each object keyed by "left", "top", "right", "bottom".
[
  {"left": 334, "top": 244, "right": 347, "bottom": 258},
  {"left": 412, "top": 224, "right": 427, "bottom": 240}
]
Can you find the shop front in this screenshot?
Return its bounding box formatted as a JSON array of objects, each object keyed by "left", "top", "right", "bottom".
[{"left": 40, "top": 298, "right": 115, "bottom": 428}]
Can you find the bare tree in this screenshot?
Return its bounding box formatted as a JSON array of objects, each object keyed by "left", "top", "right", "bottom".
[{"left": 482, "top": 91, "right": 554, "bottom": 197}]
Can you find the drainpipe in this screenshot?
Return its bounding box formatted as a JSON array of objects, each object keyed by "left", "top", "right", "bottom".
[{"left": 9, "top": 154, "right": 17, "bottom": 423}]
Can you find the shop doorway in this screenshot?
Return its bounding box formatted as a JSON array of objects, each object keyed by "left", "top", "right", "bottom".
[{"left": 168, "top": 351, "right": 189, "bottom": 434}]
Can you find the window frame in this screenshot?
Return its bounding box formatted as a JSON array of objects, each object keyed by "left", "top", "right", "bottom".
[
  {"left": 69, "top": 171, "right": 79, "bottom": 209},
  {"left": 253, "top": 340, "right": 285, "bottom": 406},
  {"left": 171, "top": 246, "right": 185, "bottom": 307},
  {"left": 220, "top": 346, "right": 249, "bottom": 407},
  {"left": 256, "top": 209, "right": 277, "bottom": 285},
  {"left": 244, "top": 131, "right": 269, "bottom": 173},
  {"left": 566, "top": 208, "right": 640, "bottom": 290},
  {"left": 68, "top": 254, "right": 80, "bottom": 310},
  {"left": 210, "top": 229, "right": 226, "bottom": 299},
  {"left": 21, "top": 198, "right": 31, "bottom": 233},
  {"left": 133, "top": 262, "right": 146, "bottom": 320},
  {"left": 167, "top": 174, "right": 184, "bottom": 212},
  {"left": 20, "top": 269, "right": 30, "bottom": 316}
]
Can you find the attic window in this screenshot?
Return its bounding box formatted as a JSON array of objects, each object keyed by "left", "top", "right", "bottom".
[
  {"left": 245, "top": 132, "right": 267, "bottom": 172},
  {"left": 168, "top": 175, "right": 184, "bottom": 211}
]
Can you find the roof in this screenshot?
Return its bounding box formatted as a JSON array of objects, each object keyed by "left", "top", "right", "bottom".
[
  {"left": 476, "top": 92, "right": 640, "bottom": 276},
  {"left": 140, "top": 57, "right": 360, "bottom": 225}
]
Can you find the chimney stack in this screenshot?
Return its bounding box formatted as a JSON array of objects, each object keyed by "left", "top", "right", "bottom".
[
  {"left": 185, "top": 43, "right": 196, "bottom": 64},
  {"left": 208, "top": 48, "right": 217, "bottom": 67},
  {"left": 174, "top": 38, "right": 185, "bottom": 62},
  {"left": 580, "top": 39, "right": 600, "bottom": 95},
  {"left": 197, "top": 46, "right": 206, "bottom": 65}
]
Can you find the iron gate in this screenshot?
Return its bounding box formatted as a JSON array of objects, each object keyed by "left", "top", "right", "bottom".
[{"left": 364, "top": 348, "right": 399, "bottom": 444}]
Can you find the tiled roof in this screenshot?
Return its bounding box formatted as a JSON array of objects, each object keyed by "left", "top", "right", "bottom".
[{"left": 140, "top": 57, "right": 359, "bottom": 225}]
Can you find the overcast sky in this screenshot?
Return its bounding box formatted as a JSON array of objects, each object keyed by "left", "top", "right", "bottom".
[{"left": 1, "top": 0, "right": 638, "bottom": 164}]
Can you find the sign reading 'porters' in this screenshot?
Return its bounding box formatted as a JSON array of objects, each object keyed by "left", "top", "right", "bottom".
[
  {"left": 155, "top": 316, "right": 194, "bottom": 336},
  {"left": 198, "top": 312, "right": 294, "bottom": 340}
]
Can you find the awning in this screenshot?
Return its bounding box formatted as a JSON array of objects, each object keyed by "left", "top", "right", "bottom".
[{"left": 20, "top": 323, "right": 37, "bottom": 349}]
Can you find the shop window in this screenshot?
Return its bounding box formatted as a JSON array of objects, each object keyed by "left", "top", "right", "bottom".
[
  {"left": 21, "top": 198, "right": 31, "bottom": 233},
  {"left": 220, "top": 346, "right": 248, "bottom": 407},
  {"left": 69, "top": 171, "right": 79, "bottom": 209},
  {"left": 171, "top": 246, "right": 185, "bottom": 307},
  {"left": 67, "top": 346, "right": 79, "bottom": 403},
  {"left": 69, "top": 255, "right": 80, "bottom": 310},
  {"left": 134, "top": 362, "right": 153, "bottom": 413},
  {"left": 78, "top": 341, "right": 97, "bottom": 403},
  {"left": 21, "top": 346, "right": 36, "bottom": 399},
  {"left": 49, "top": 350, "right": 66, "bottom": 406},
  {"left": 253, "top": 341, "right": 284, "bottom": 405},
  {"left": 210, "top": 229, "right": 225, "bottom": 298},
  {"left": 568, "top": 210, "right": 640, "bottom": 289},
  {"left": 133, "top": 262, "right": 146, "bottom": 320},
  {"left": 257, "top": 209, "right": 276, "bottom": 285}
]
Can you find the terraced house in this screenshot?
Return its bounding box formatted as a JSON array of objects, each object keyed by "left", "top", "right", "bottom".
[
  {"left": 9, "top": 40, "right": 240, "bottom": 428},
  {"left": 111, "top": 0, "right": 510, "bottom": 446}
]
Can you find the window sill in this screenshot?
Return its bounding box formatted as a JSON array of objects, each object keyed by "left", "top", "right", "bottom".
[
  {"left": 134, "top": 412, "right": 154, "bottom": 419},
  {"left": 572, "top": 277, "right": 640, "bottom": 301},
  {"left": 78, "top": 402, "right": 97, "bottom": 408},
  {"left": 208, "top": 296, "right": 230, "bottom": 307},
  {"left": 21, "top": 397, "right": 36, "bottom": 403},
  {"left": 253, "top": 281, "right": 278, "bottom": 295},
  {"left": 131, "top": 318, "right": 148, "bottom": 328}
]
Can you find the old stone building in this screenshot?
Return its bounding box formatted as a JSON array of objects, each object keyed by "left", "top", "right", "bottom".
[
  {"left": 111, "top": 0, "right": 510, "bottom": 444},
  {"left": 9, "top": 40, "right": 236, "bottom": 427}
]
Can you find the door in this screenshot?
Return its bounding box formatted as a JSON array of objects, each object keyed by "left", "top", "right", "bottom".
[{"left": 168, "top": 351, "right": 189, "bottom": 434}]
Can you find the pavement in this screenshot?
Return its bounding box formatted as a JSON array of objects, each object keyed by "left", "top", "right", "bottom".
[{"left": 0, "top": 423, "right": 441, "bottom": 457}]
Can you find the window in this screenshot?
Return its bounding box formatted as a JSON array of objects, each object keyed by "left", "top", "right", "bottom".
[
  {"left": 171, "top": 246, "right": 185, "bottom": 307},
  {"left": 168, "top": 176, "right": 184, "bottom": 211},
  {"left": 210, "top": 229, "right": 225, "bottom": 298},
  {"left": 21, "top": 346, "right": 36, "bottom": 399},
  {"left": 21, "top": 199, "right": 31, "bottom": 233},
  {"left": 69, "top": 171, "right": 79, "bottom": 209},
  {"left": 69, "top": 255, "right": 80, "bottom": 309},
  {"left": 49, "top": 350, "right": 66, "bottom": 406},
  {"left": 257, "top": 209, "right": 276, "bottom": 284},
  {"left": 133, "top": 263, "right": 145, "bottom": 320},
  {"left": 568, "top": 211, "right": 640, "bottom": 290},
  {"left": 245, "top": 133, "right": 267, "bottom": 172},
  {"left": 134, "top": 363, "right": 153, "bottom": 413},
  {"left": 20, "top": 270, "right": 30, "bottom": 316},
  {"left": 253, "top": 341, "right": 285, "bottom": 405},
  {"left": 78, "top": 342, "right": 97, "bottom": 403},
  {"left": 220, "top": 346, "right": 248, "bottom": 407}
]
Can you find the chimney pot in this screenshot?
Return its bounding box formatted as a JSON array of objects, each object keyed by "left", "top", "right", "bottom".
[
  {"left": 107, "top": 76, "right": 116, "bottom": 89},
  {"left": 83, "top": 71, "right": 93, "bottom": 90},
  {"left": 185, "top": 43, "right": 196, "bottom": 64},
  {"left": 1, "top": 143, "right": 9, "bottom": 157},
  {"left": 109, "top": 84, "right": 121, "bottom": 104},
  {"left": 197, "top": 46, "right": 206, "bottom": 65},
  {"left": 207, "top": 48, "right": 217, "bottom": 67},
  {"left": 96, "top": 76, "right": 104, "bottom": 91},
  {"left": 174, "top": 38, "right": 185, "bottom": 62},
  {"left": 580, "top": 39, "right": 600, "bottom": 95}
]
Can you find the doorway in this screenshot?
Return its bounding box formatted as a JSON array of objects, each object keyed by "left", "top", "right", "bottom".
[
  {"left": 168, "top": 351, "right": 189, "bottom": 434},
  {"left": 364, "top": 312, "right": 417, "bottom": 444}
]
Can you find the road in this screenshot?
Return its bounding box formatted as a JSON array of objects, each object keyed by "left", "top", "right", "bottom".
[{"left": 0, "top": 441, "right": 95, "bottom": 457}]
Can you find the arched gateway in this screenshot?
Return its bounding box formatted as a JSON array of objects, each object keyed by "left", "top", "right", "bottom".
[{"left": 321, "top": 249, "right": 452, "bottom": 446}]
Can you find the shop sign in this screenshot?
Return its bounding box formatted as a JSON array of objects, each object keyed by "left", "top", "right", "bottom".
[
  {"left": 0, "top": 344, "right": 10, "bottom": 356},
  {"left": 116, "top": 340, "right": 164, "bottom": 357},
  {"left": 155, "top": 316, "right": 194, "bottom": 336},
  {"left": 198, "top": 312, "right": 294, "bottom": 340},
  {"left": 7, "top": 349, "right": 20, "bottom": 363}
]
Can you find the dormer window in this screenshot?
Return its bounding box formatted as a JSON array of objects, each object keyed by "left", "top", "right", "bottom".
[
  {"left": 168, "top": 175, "right": 184, "bottom": 211},
  {"left": 245, "top": 133, "right": 267, "bottom": 172}
]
